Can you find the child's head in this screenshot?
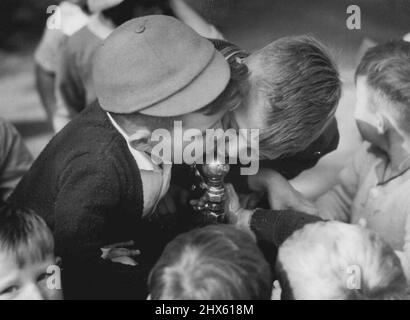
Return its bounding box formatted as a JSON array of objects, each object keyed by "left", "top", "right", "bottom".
[
  {"left": 94, "top": 16, "right": 237, "bottom": 165},
  {"left": 0, "top": 205, "right": 61, "bottom": 300},
  {"left": 355, "top": 40, "right": 410, "bottom": 151},
  {"left": 276, "top": 221, "right": 407, "bottom": 300},
  {"left": 109, "top": 78, "right": 241, "bottom": 164},
  {"left": 149, "top": 225, "right": 272, "bottom": 300},
  {"left": 229, "top": 36, "right": 341, "bottom": 160}
]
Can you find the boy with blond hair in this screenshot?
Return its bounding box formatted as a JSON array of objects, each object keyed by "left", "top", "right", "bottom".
[{"left": 317, "top": 40, "right": 410, "bottom": 281}]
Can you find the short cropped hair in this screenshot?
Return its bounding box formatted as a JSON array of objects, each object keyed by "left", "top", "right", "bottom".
[
  {"left": 248, "top": 36, "right": 341, "bottom": 159},
  {"left": 149, "top": 225, "right": 272, "bottom": 300},
  {"left": 356, "top": 40, "right": 410, "bottom": 134},
  {"left": 277, "top": 221, "right": 407, "bottom": 300},
  {"left": 0, "top": 204, "right": 54, "bottom": 268}
]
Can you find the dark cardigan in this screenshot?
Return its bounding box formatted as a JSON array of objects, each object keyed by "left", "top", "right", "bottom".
[{"left": 9, "top": 102, "right": 150, "bottom": 299}]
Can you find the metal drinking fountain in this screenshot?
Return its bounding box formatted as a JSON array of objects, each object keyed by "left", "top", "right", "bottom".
[{"left": 191, "top": 159, "right": 230, "bottom": 224}]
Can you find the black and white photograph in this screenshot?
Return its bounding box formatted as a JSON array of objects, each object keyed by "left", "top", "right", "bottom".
[{"left": 0, "top": 0, "right": 410, "bottom": 305}]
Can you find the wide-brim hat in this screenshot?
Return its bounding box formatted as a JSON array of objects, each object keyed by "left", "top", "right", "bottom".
[{"left": 92, "top": 15, "right": 231, "bottom": 117}]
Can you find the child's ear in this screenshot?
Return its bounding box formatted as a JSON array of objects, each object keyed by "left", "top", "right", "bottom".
[
  {"left": 271, "top": 280, "right": 282, "bottom": 300},
  {"left": 375, "top": 114, "right": 387, "bottom": 135},
  {"left": 129, "top": 128, "right": 152, "bottom": 151},
  {"left": 55, "top": 256, "right": 63, "bottom": 267}
]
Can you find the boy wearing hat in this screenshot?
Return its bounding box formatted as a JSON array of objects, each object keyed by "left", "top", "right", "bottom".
[
  {"left": 54, "top": 0, "right": 224, "bottom": 132},
  {"left": 9, "top": 16, "right": 234, "bottom": 299}
]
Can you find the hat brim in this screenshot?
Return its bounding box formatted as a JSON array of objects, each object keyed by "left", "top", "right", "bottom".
[{"left": 139, "top": 51, "right": 231, "bottom": 117}]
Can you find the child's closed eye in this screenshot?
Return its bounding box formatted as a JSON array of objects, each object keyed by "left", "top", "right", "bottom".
[
  {"left": 36, "top": 272, "right": 49, "bottom": 283},
  {"left": 0, "top": 285, "right": 19, "bottom": 296}
]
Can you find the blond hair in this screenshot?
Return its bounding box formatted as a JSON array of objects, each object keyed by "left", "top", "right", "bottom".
[
  {"left": 0, "top": 204, "right": 54, "bottom": 268},
  {"left": 277, "top": 221, "right": 407, "bottom": 300},
  {"left": 149, "top": 225, "right": 272, "bottom": 300},
  {"left": 247, "top": 36, "right": 341, "bottom": 159}
]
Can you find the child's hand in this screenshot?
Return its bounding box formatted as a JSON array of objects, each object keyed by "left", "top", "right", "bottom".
[
  {"left": 267, "top": 179, "right": 318, "bottom": 215},
  {"left": 224, "top": 184, "right": 254, "bottom": 229},
  {"left": 189, "top": 187, "right": 241, "bottom": 216},
  {"left": 249, "top": 169, "right": 318, "bottom": 215},
  {"left": 101, "top": 241, "right": 141, "bottom": 266},
  {"left": 190, "top": 196, "right": 206, "bottom": 212},
  {"left": 239, "top": 192, "right": 264, "bottom": 210}
]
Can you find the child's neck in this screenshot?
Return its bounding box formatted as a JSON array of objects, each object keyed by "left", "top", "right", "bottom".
[{"left": 97, "top": 12, "right": 116, "bottom": 31}]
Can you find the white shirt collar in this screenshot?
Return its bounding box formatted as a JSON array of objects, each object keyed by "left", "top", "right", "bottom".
[{"left": 106, "top": 112, "right": 156, "bottom": 171}]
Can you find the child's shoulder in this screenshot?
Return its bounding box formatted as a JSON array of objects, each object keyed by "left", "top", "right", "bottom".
[{"left": 66, "top": 26, "right": 99, "bottom": 53}]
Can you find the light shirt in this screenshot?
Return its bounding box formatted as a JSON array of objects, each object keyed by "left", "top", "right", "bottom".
[
  {"left": 317, "top": 142, "right": 410, "bottom": 281},
  {"left": 0, "top": 119, "right": 33, "bottom": 201},
  {"left": 107, "top": 113, "right": 171, "bottom": 216},
  {"left": 35, "top": 1, "right": 89, "bottom": 72},
  {"left": 53, "top": 13, "right": 114, "bottom": 133}
]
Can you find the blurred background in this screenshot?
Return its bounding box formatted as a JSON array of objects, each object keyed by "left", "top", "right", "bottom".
[{"left": 1, "top": 0, "right": 409, "bottom": 193}]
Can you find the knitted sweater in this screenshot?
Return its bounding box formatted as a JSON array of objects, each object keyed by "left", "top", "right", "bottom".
[
  {"left": 9, "top": 102, "right": 150, "bottom": 299},
  {"left": 250, "top": 209, "right": 322, "bottom": 271}
]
